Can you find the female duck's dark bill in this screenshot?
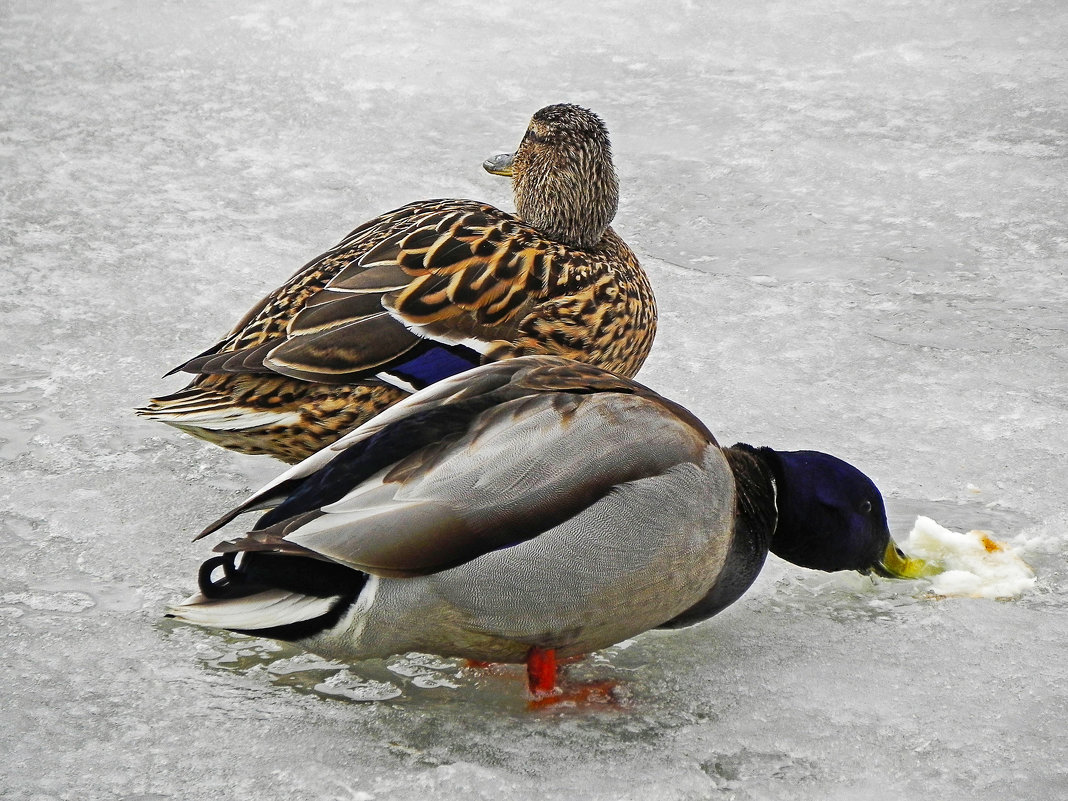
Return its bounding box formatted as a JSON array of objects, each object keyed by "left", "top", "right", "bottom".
[
  {"left": 483, "top": 152, "right": 515, "bottom": 176},
  {"left": 874, "top": 541, "right": 936, "bottom": 579}
]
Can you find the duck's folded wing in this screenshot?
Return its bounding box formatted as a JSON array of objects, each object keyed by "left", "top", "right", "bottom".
[
  {"left": 212, "top": 365, "right": 714, "bottom": 578},
  {"left": 257, "top": 208, "right": 568, "bottom": 383},
  {"left": 168, "top": 302, "right": 449, "bottom": 385},
  {"left": 199, "top": 357, "right": 712, "bottom": 533},
  {"left": 167, "top": 200, "right": 498, "bottom": 382},
  {"left": 171, "top": 206, "right": 556, "bottom": 386},
  {"left": 195, "top": 357, "right": 575, "bottom": 537}
]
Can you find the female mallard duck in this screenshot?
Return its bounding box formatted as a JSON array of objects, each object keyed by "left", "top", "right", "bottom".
[
  {"left": 168, "top": 356, "right": 929, "bottom": 701},
  {"left": 137, "top": 104, "right": 655, "bottom": 463}
]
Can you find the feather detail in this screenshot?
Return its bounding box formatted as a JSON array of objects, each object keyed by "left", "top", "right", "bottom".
[
  {"left": 135, "top": 386, "right": 302, "bottom": 431},
  {"left": 168, "top": 589, "right": 338, "bottom": 631}
]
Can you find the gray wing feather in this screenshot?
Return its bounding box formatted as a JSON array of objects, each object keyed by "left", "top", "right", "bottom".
[
  {"left": 199, "top": 357, "right": 710, "bottom": 547},
  {"left": 281, "top": 387, "right": 712, "bottom": 576}
]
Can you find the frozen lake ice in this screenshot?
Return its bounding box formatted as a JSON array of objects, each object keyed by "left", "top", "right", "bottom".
[{"left": 1, "top": 1, "right": 1066, "bottom": 799}]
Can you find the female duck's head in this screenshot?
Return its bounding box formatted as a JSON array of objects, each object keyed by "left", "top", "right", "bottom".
[{"left": 484, "top": 104, "right": 619, "bottom": 250}]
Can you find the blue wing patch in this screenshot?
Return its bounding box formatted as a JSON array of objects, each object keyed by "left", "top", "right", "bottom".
[{"left": 381, "top": 344, "right": 482, "bottom": 390}]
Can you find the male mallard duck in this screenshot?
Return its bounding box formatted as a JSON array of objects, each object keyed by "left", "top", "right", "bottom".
[
  {"left": 168, "top": 356, "right": 928, "bottom": 701},
  {"left": 137, "top": 104, "right": 655, "bottom": 463}
]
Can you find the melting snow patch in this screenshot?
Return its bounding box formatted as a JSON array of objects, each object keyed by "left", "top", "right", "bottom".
[
  {"left": 313, "top": 669, "right": 402, "bottom": 702},
  {"left": 387, "top": 652, "right": 461, "bottom": 689},
  {"left": 904, "top": 516, "right": 1035, "bottom": 599}
]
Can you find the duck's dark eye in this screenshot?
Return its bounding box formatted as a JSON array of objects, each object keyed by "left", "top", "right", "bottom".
[
  {"left": 524, "top": 128, "right": 546, "bottom": 144},
  {"left": 860, "top": 500, "right": 872, "bottom": 514}
]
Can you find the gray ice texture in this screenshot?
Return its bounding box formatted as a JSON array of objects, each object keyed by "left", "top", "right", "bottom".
[{"left": 1, "top": 1, "right": 1066, "bottom": 800}]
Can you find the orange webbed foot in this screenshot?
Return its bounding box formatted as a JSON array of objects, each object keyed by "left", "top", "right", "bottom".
[
  {"left": 527, "top": 678, "right": 621, "bottom": 709},
  {"left": 525, "top": 647, "right": 623, "bottom": 709}
]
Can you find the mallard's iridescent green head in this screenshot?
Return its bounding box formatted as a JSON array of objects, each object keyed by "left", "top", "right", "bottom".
[
  {"left": 483, "top": 103, "right": 619, "bottom": 250},
  {"left": 761, "top": 449, "right": 930, "bottom": 579}
]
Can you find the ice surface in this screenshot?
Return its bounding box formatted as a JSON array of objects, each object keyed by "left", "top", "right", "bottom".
[{"left": 2, "top": 0, "right": 1067, "bottom": 799}]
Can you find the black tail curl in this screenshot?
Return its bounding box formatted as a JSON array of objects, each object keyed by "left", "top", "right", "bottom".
[
  {"left": 198, "top": 553, "right": 243, "bottom": 598},
  {"left": 192, "top": 551, "right": 369, "bottom": 642},
  {"left": 198, "top": 551, "right": 368, "bottom": 599}
]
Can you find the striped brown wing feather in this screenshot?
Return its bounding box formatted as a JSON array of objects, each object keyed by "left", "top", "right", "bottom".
[
  {"left": 175, "top": 340, "right": 280, "bottom": 375},
  {"left": 172, "top": 200, "right": 493, "bottom": 372},
  {"left": 373, "top": 214, "right": 574, "bottom": 330},
  {"left": 287, "top": 292, "right": 392, "bottom": 335},
  {"left": 248, "top": 209, "right": 569, "bottom": 380},
  {"left": 265, "top": 314, "right": 421, "bottom": 382},
  {"left": 324, "top": 262, "right": 413, "bottom": 294}
]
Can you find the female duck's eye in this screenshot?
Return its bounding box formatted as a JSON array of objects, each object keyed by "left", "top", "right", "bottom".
[{"left": 860, "top": 500, "right": 872, "bottom": 514}]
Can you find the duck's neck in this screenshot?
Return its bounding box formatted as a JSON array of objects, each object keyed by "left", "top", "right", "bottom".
[
  {"left": 724, "top": 444, "right": 779, "bottom": 555},
  {"left": 737, "top": 446, "right": 834, "bottom": 569},
  {"left": 657, "top": 443, "right": 778, "bottom": 629},
  {"left": 754, "top": 447, "right": 822, "bottom": 569},
  {"left": 513, "top": 162, "right": 619, "bottom": 249}
]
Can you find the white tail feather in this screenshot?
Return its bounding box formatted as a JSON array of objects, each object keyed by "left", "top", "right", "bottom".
[
  {"left": 140, "top": 406, "right": 301, "bottom": 431},
  {"left": 168, "top": 589, "right": 337, "bottom": 630}
]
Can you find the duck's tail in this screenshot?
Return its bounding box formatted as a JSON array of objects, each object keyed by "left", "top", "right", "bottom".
[
  {"left": 135, "top": 379, "right": 322, "bottom": 461},
  {"left": 167, "top": 552, "right": 366, "bottom": 642},
  {"left": 136, "top": 377, "right": 405, "bottom": 462},
  {"left": 135, "top": 384, "right": 302, "bottom": 432}
]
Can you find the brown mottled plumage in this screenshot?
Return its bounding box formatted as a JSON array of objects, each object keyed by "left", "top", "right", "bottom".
[{"left": 137, "top": 104, "right": 656, "bottom": 463}]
